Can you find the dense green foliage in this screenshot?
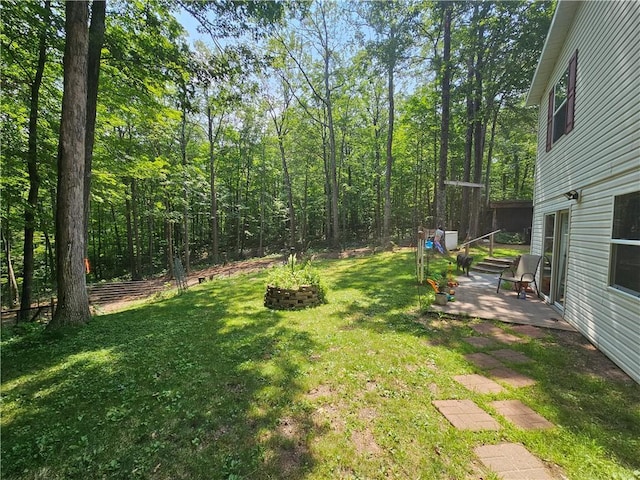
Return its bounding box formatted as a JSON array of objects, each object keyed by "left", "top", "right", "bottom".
[
  {"left": 1, "top": 0, "right": 554, "bottom": 308},
  {"left": 2, "top": 250, "right": 639, "bottom": 479}
]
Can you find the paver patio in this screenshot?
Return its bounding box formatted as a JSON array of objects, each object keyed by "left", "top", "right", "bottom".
[
  {"left": 433, "top": 400, "right": 501, "bottom": 431},
  {"left": 490, "top": 400, "right": 554, "bottom": 430},
  {"left": 475, "top": 443, "right": 555, "bottom": 479},
  {"left": 454, "top": 374, "right": 505, "bottom": 394},
  {"left": 432, "top": 272, "right": 576, "bottom": 332}
]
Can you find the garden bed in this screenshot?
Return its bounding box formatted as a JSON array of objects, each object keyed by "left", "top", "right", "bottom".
[{"left": 264, "top": 285, "right": 321, "bottom": 310}]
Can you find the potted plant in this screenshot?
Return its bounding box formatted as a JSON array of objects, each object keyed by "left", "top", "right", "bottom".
[
  {"left": 431, "top": 273, "right": 450, "bottom": 306},
  {"left": 264, "top": 253, "right": 327, "bottom": 310}
]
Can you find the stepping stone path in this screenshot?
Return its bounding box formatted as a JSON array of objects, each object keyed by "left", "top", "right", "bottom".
[
  {"left": 464, "top": 352, "right": 504, "bottom": 369},
  {"left": 433, "top": 321, "right": 559, "bottom": 478},
  {"left": 488, "top": 366, "right": 537, "bottom": 388},
  {"left": 432, "top": 400, "right": 501, "bottom": 431},
  {"left": 490, "top": 400, "right": 554, "bottom": 430},
  {"left": 462, "top": 336, "right": 496, "bottom": 348},
  {"left": 475, "top": 443, "right": 555, "bottom": 480},
  {"left": 470, "top": 323, "right": 523, "bottom": 344},
  {"left": 489, "top": 349, "right": 533, "bottom": 364},
  {"left": 454, "top": 374, "right": 505, "bottom": 394},
  {"left": 511, "top": 324, "right": 548, "bottom": 339}
]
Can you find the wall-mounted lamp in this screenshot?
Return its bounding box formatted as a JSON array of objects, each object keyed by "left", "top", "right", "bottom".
[{"left": 563, "top": 189, "right": 580, "bottom": 201}]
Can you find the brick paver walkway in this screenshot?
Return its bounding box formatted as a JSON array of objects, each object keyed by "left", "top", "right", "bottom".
[
  {"left": 490, "top": 400, "right": 554, "bottom": 430},
  {"left": 437, "top": 326, "right": 559, "bottom": 477},
  {"left": 470, "top": 323, "right": 523, "bottom": 344},
  {"left": 432, "top": 400, "right": 501, "bottom": 431},
  {"left": 464, "top": 352, "right": 504, "bottom": 369},
  {"left": 511, "top": 324, "right": 548, "bottom": 339},
  {"left": 463, "top": 336, "right": 496, "bottom": 348},
  {"left": 488, "top": 366, "right": 536, "bottom": 388},
  {"left": 475, "top": 443, "right": 554, "bottom": 479},
  {"left": 489, "top": 349, "right": 533, "bottom": 364},
  {"left": 454, "top": 374, "right": 505, "bottom": 394}
]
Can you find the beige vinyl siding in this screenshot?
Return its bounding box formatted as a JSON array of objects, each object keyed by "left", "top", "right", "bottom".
[
  {"left": 532, "top": 1, "right": 640, "bottom": 382},
  {"left": 534, "top": 1, "right": 640, "bottom": 205},
  {"left": 564, "top": 172, "right": 640, "bottom": 382}
]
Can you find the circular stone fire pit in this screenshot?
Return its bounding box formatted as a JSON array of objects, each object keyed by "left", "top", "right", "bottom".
[{"left": 264, "top": 285, "right": 321, "bottom": 310}]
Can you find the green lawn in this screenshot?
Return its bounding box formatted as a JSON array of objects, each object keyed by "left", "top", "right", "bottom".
[{"left": 2, "top": 249, "right": 639, "bottom": 479}]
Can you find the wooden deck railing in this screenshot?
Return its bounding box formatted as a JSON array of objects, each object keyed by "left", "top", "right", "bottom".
[{"left": 459, "top": 229, "right": 502, "bottom": 257}]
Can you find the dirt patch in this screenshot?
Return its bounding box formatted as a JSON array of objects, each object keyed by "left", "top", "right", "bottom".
[
  {"left": 277, "top": 416, "right": 300, "bottom": 439},
  {"left": 351, "top": 428, "right": 382, "bottom": 456},
  {"left": 357, "top": 407, "right": 378, "bottom": 422},
  {"left": 306, "top": 384, "right": 334, "bottom": 400},
  {"left": 312, "top": 404, "right": 346, "bottom": 432},
  {"left": 551, "top": 330, "right": 634, "bottom": 383}
]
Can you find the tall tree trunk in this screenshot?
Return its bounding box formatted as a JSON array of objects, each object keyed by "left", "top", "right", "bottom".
[
  {"left": 320, "top": 12, "right": 339, "bottom": 249},
  {"left": 258, "top": 142, "right": 265, "bottom": 257},
  {"left": 165, "top": 198, "right": 175, "bottom": 278},
  {"left": 132, "top": 179, "right": 142, "bottom": 279},
  {"left": 110, "top": 203, "right": 122, "bottom": 260},
  {"left": 125, "top": 187, "right": 137, "bottom": 280},
  {"left": 19, "top": 0, "right": 51, "bottom": 321},
  {"left": 484, "top": 96, "right": 502, "bottom": 207},
  {"left": 374, "top": 120, "right": 382, "bottom": 240},
  {"left": 278, "top": 135, "right": 296, "bottom": 248},
  {"left": 302, "top": 164, "right": 309, "bottom": 246},
  {"left": 2, "top": 224, "right": 20, "bottom": 309},
  {"left": 97, "top": 203, "right": 103, "bottom": 279},
  {"left": 49, "top": 1, "right": 91, "bottom": 328},
  {"left": 460, "top": 54, "right": 475, "bottom": 241},
  {"left": 83, "top": 0, "right": 105, "bottom": 252},
  {"left": 383, "top": 52, "right": 395, "bottom": 247},
  {"left": 469, "top": 16, "right": 486, "bottom": 240},
  {"left": 180, "top": 99, "right": 190, "bottom": 272},
  {"left": 207, "top": 102, "right": 220, "bottom": 263},
  {"left": 436, "top": 3, "right": 452, "bottom": 229}
]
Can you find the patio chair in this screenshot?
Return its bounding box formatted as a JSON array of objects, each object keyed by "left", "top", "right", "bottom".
[{"left": 496, "top": 254, "right": 542, "bottom": 297}]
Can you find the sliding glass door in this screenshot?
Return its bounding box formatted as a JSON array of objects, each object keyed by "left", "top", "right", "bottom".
[{"left": 542, "top": 211, "right": 569, "bottom": 309}]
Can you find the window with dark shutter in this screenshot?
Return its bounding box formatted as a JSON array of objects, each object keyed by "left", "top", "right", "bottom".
[{"left": 545, "top": 49, "right": 578, "bottom": 150}]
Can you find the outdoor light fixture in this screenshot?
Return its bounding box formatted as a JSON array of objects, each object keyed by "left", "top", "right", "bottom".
[{"left": 564, "top": 189, "right": 580, "bottom": 201}]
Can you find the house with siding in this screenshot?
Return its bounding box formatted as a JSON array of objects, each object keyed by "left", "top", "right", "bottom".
[{"left": 526, "top": 0, "right": 639, "bottom": 383}]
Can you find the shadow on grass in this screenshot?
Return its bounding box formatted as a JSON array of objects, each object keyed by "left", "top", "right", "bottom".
[
  {"left": 3, "top": 250, "right": 638, "bottom": 478},
  {"left": 345, "top": 305, "right": 640, "bottom": 474},
  {"left": 316, "top": 252, "right": 640, "bottom": 474},
  {"left": 1, "top": 274, "right": 319, "bottom": 479}
]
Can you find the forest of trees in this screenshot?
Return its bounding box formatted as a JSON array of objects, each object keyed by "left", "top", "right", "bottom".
[{"left": 1, "top": 0, "right": 553, "bottom": 323}]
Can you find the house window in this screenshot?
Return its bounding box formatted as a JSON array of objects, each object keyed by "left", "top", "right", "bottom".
[
  {"left": 610, "top": 191, "right": 640, "bottom": 296},
  {"left": 553, "top": 69, "right": 568, "bottom": 142},
  {"left": 546, "top": 50, "right": 577, "bottom": 151}
]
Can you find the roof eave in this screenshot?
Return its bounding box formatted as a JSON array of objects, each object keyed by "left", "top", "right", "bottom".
[{"left": 525, "top": 1, "right": 581, "bottom": 107}]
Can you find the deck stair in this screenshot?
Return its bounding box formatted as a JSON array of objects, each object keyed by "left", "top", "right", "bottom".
[
  {"left": 87, "top": 280, "right": 166, "bottom": 305},
  {"left": 471, "top": 257, "right": 514, "bottom": 275}
]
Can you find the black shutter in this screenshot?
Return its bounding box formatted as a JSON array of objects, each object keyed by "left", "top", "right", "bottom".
[
  {"left": 546, "top": 90, "right": 554, "bottom": 152},
  {"left": 566, "top": 50, "right": 578, "bottom": 133}
]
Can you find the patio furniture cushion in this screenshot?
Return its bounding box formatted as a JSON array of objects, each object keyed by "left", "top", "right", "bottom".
[{"left": 496, "top": 254, "right": 543, "bottom": 297}]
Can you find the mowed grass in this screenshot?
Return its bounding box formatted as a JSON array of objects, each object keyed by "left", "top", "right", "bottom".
[{"left": 2, "top": 249, "right": 639, "bottom": 479}]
